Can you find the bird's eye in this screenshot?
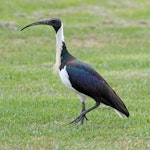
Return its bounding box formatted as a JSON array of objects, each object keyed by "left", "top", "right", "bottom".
[{"left": 52, "top": 20, "right": 56, "bottom": 24}]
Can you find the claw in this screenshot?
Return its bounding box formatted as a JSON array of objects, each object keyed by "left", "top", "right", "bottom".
[
  {"left": 85, "top": 115, "right": 89, "bottom": 121},
  {"left": 69, "top": 113, "right": 89, "bottom": 125}
]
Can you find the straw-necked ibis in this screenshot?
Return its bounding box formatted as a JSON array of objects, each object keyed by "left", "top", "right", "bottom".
[{"left": 21, "top": 18, "right": 129, "bottom": 125}]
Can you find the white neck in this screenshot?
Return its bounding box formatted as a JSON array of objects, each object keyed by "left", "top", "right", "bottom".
[{"left": 54, "top": 24, "right": 64, "bottom": 72}]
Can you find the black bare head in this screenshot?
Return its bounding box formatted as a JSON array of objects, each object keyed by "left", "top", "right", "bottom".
[{"left": 21, "top": 17, "right": 62, "bottom": 32}]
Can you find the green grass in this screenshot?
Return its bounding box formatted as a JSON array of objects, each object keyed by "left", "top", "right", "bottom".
[{"left": 0, "top": 0, "right": 150, "bottom": 149}]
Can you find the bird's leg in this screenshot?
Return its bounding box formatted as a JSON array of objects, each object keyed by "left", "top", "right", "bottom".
[
  {"left": 70, "top": 102, "right": 100, "bottom": 125},
  {"left": 80, "top": 102, "right": 89, "bottom": 125},
  {"left": 75, "top": 95, "right": 88, "bottom": 125}
]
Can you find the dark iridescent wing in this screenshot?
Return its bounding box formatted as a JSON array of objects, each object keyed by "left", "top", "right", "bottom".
[{"left": 66, "top": 61, "right": 108, "bottom": 99}]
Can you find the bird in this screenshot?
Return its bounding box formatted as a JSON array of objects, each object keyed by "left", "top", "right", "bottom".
[{"left": 21, "top": 17, "right": 129, "bottom": 125}]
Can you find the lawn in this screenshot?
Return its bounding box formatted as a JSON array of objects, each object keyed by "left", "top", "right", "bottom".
[{"left": 0, "top": 0, "right": 150, "bottom": 149}]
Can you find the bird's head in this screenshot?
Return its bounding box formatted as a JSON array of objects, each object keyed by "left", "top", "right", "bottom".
[{"left": 21, "top": 17, "right": 62, "bottom": 32}]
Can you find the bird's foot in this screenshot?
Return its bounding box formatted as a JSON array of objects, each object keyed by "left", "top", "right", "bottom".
[{"left": 69, "top": 112, "right": 89, "bottom": 125}]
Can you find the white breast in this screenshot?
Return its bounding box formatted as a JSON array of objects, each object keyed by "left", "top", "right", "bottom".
[{"left": 59, "top": 66, "right": 76, "bottom": 91}]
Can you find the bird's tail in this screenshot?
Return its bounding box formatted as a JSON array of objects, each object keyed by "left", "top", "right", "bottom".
[{"left": 110, "top": 91, "right": 129, "bottom": 117}]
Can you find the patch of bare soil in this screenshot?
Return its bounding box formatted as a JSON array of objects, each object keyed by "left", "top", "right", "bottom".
[
  {"left": 109, "top": 0, "right": 150, "bottom": 8},
  {"left": 0, "top": 20, "right": 18, "bottom": 30},
  {"left": 103, "top": 19, "right": 150, "bottom": 27},
  {"left": 70, "top": 36, "right": 101, "bottom": 48},
  {"left": 14, "top": 12, "right": 44, "bottom": 20}
]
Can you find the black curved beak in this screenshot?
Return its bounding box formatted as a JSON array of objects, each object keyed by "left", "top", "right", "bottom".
[{"left": 21, "top": 20, "right": 50, "bottom": 31}]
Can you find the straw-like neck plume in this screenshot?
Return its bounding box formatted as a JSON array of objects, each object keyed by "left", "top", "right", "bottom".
[{"left": 54, "top": 24, "right": 64, "bottom": 72}]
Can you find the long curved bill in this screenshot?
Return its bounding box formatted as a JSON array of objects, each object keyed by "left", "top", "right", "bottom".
[{"left": 21, "top": 20, "right": 49, "bottom": 31}]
